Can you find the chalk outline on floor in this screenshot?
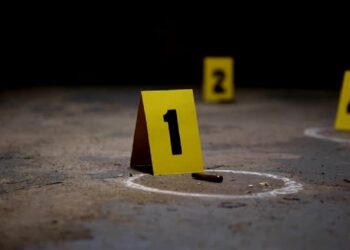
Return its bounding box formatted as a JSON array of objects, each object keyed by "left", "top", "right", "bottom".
[
  {"left": 122, "top": 170, "right": 303, "bottom": 199},
  {"left": 304, "top": 127, "right": 350, "bottom": 144}
]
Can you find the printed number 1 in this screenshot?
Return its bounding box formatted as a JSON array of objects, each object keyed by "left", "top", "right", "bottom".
[{"left": 163, "top": 109, "right": 182, "bottom": 155}]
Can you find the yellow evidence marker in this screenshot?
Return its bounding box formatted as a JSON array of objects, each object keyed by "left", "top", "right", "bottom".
[
  {"left": 335, "top": 71, "right": 350, "bottom": 131},
  {"left": 130, "top": 89, "right": 204, "bottom": 175},
  {"left": 203, "top": 56, "right": 234, "bottom": 102}
]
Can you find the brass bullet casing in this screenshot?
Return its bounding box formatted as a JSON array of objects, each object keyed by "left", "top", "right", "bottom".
[{"left": 191, "top": 173, "right": 223, "bottom": 183}]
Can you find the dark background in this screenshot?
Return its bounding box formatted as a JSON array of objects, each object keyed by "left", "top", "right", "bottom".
[{"left": 1, "top": 11, "right": 349, "bottom": 89}]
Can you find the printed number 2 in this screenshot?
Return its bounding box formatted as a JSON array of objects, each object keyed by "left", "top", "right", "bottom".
[
  {"left": 163, "top": 109, "right": 182, "bottom": 155},
  {"left": 213, "top": 69, "right": 225, "bottom": 93}
]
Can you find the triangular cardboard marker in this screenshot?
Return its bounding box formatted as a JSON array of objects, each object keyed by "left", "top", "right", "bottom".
[
  {"left": 130, "top": 90, "right": 204, "bottom": 175},
  {"left": 202, "top": 56, "right": 234, "bottom": 103},
  {"left": 335, "top": 70, "right": 350, "bottom": 131},
  {"left": 130, "top": 97, "right": 153, "bottom": 174}
]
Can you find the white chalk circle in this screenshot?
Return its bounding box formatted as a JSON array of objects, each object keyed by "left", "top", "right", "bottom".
[
  {"left": 304, "top": 127, "right": 350, "bottom": 144},
  {"left": 122, "top": 170, "right": 303, "bottom": 199}
]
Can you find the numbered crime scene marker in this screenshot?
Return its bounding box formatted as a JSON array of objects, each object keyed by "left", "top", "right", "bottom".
[
  {"left": 130, "top": 89, "right": 204, "bottom": 175},
  {"left": 203, "top": 57, "right": 234, "bottom": 103},
  {"left": 335, "top": 71, "right": 350, "bottom": 131}
]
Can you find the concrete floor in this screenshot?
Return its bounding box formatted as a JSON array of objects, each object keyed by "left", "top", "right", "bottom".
[{"left": 0, "top": 87, "right": 349, "bottom": 249}]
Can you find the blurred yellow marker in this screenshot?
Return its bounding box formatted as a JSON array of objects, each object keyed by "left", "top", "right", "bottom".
[
  {"left": 130, "top": 89, "right": 204, "bottom": 175},
  {"left": 335, "top": 71, "right": 350, "bottom": 131},
  {"left": 203, "top": 57, "right": 234, "bottom": 102}
]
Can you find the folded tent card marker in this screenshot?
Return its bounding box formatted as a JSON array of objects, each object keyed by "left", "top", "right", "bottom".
[
  {"left": 335, "top": 70, "right": 350, "bottom": 131},
  {"left": 202, "top": 57, "right": 235, "bottom": 103},
  {"left": 130, "top": 89, "right": 204, "bottom": 175}
]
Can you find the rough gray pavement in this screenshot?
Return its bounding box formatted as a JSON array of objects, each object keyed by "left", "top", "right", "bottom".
[{"left": 0, "top": 87, "right": 349, "bottom": 249}]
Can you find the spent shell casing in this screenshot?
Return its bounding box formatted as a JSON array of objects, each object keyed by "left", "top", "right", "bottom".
[{"left": 191, "top": 173, "right": 223, "bottom": 183}]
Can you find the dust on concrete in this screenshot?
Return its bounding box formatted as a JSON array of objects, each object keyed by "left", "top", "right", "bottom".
[
  {"left": 0, "top": 87, "right": 349, "bottom": 249},
  {"left": 135, "top": 171, "right": 284, "bottom": 195}
]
